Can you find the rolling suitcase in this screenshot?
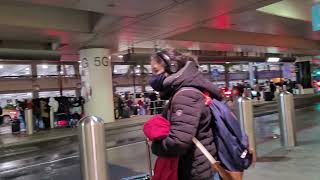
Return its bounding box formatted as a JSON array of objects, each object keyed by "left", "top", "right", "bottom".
[
  {"left": 264, "top": 92, "right": 273, "bottom": 101},
  {"left": 122, "top": 140, "right": 153, "bottom": 180},
  {"left": 11, "top": 119, "right": 20, "bottom": 133}
]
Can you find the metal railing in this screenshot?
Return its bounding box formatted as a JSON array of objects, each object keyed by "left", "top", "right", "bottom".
[{"left": 148, "top": 100, "right": 167, "bottom": 115}]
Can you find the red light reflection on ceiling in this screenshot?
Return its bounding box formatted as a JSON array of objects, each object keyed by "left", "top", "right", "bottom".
[
  {"left": 44, "top": 29, "right": 70, "bottom": 44},
  {"left": 119, "top": 31, "right": 133, "bottom": 43},
  {"left": 210, "top": 15, "right": 231, "bottom": 29},
  {"left": 118, "top": 17, "right": 136, "bottom": 44}
]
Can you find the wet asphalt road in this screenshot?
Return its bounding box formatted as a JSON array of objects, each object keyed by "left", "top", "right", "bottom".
[{"left": 1, "top": 103, "right": 320, "bottom": 180}]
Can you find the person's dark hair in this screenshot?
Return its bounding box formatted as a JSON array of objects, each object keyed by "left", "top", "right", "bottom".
[{"left": 151, "top": 49, "right": 198, "bottom": 73}]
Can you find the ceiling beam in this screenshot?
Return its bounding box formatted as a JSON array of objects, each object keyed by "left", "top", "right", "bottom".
[
  {"left": 167, "top": 27, "right": 320, "bottom": 50},
  {"left": 0, "top": 3, "right": 92, "bottom": 33}
]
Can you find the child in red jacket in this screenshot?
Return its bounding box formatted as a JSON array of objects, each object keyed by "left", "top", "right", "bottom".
[{"left": 143, "top": 115, "right": 179, "bottom": 180}]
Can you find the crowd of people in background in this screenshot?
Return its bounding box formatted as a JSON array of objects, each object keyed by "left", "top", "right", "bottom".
[
  {"left": 113, "top": 91, "right": 165, "bottom": 119},
  {"left": 231, "top": 79, "right": 297, "bottom": 102},
  {"left": 113, "top": 79, "right": 299, "bottom": 120},
  {"left": 0, "top": 97, "right": 84, "bottom": 135}
]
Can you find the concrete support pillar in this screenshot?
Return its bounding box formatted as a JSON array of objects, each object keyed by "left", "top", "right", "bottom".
[
  {"left": 58, "top": 63, "right": 63, "bottom": 96},
  {"left": 224, "top": 64, "right": 230, "bottom": 88},
  {"left": 249, "top": 62, "right": 255, "bottom": 87},
  {"left": 76, "top": 88, "right": 81, "bottom": 97},
  {"left": 295, "top": 61, "right": 312, "bottom": 88},
  {"left": 32, "top": 91, "right": 39, "bottom": 99},
  {"left": 31, "top": 63, "right": 39, "bottom": 98},
  {"left": 75, "top": 62, "right": 81, "bottom": 98},
  {"left": 80, "top": 48, "right": 115, "bottom": 123},
  {"left": 74, "top": 62, "right": 80, "bottom": 77}
]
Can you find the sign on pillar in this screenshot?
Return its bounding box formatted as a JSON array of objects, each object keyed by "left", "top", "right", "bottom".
[{"left": 80, "top": 48, "right": 115, "bottom": 123}]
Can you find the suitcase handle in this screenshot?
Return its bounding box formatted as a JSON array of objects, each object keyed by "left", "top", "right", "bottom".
[{"left": 145, "top": 139, "right": 153, "bottom": 177}]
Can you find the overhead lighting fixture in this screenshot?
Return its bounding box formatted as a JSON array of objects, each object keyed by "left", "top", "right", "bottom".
[
  {"left": 226, "top": 62, "right": 230, "bottom": 64},
  {"left": 0, "top": 65, "right": 3, "bottom": 69},
  {"left": 78, "top": 61, "right": 81, "bottom": 63},
  {"left": 118, "top": 55, "right": 123, "bottom": 58},
  {"left": 267, "top": 57, "right": 280, "bottom": 63},
  {"left": 42, "top": 64, "right": 48, "bottom": 69}
]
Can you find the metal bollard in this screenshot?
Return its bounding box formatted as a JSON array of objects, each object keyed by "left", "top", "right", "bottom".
[
  {"left": 278, "top": 91, "right": 297, "bottom": 147},
  {"left": 78, "top": 116, "right": 108, "bottom": 180},
  {"left": 25, "top": 108, "right": 33, "bottom": 135},
  {"left": 236, "top": 97, "right": 256, "bottom": 152},
  {"left": 50, "top": 108, "right": 54, "bottom": 129}
]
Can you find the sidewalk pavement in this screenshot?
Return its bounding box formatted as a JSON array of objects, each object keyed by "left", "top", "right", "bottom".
[
  {"left": 0, "top": 115, "right": 151, "bottom": 149},
  {"left": 245, "top": 122, "right": 320, "bottom": 180}
]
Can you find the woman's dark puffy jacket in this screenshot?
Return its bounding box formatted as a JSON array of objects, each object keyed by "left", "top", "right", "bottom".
[{"left": 152, "top": 61, "right": 222, "bottom": 180}]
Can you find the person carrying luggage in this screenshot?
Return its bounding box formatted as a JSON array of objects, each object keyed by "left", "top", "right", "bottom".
[{"left": 148, "top": 49, "right": 223, "bottom": 180}]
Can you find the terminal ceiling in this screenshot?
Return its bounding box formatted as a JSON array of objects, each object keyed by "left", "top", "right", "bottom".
[{"left": 0, "top": 0, "right": 318, "bottom": 61}]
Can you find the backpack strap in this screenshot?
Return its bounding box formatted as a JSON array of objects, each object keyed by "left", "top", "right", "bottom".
[
  {"left": 171, "top": 87, "right": 212, "bottom": 106},
  {"left": 167, "top": 87, "right": 212, "bottom": 122}
]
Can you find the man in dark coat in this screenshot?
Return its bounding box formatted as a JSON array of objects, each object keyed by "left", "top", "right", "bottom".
[
  {"left": 149, "top": 49, "right": 222, "bottom": 180},
  {"left": 149, "top": 91, "right": 158, "bottom": 115}
]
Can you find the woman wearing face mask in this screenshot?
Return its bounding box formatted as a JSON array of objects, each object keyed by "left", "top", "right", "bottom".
[{"left": 149, "top": 49, "right": 223, "bottom": 180}]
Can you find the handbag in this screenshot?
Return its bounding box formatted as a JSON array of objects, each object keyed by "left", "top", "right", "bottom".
[{"left": 192, "top": 137, "right": 243, "bottom": 180}]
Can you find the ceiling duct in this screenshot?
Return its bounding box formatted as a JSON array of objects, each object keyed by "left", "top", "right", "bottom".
[
  {"left": 0, "top": 48, "right": 60, "bottom": 60},
  {"left": 122, "top": 52, "right": 296, "bottom": 64}
]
